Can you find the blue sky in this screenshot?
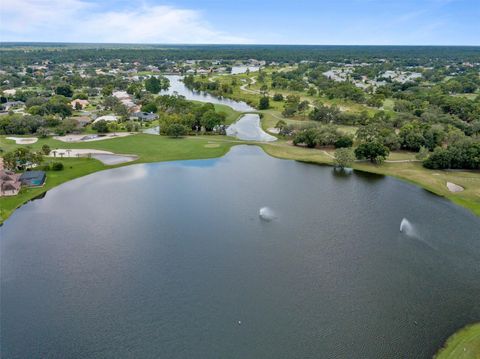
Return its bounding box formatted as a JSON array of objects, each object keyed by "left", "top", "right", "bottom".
[{"left": 1, "top": 0, "right": 479, "bottom": 45}]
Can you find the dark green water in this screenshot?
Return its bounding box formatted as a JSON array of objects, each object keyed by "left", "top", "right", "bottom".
[{"left": 1, "top": 146, "right": 479, "bottom": 358}]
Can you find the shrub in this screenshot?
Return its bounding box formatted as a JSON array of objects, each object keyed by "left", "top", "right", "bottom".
[
  {"left": 141, "top": 102, "right": 158, "bottom": 113},
  {"left": 165, "top": 123, "right": 188, "bottom": 138},
  {"left": 92, "top": 120, "right": 109, "bottom": 133},
  {"left": 259, "top": 96, "right": 270, "bottom": 110},
  {"left": 37, "top": 127, "right": 50, "bottom": 138},
  {"left": 416, "top": 146, "right": 430, "bottom": 160},
  {"left": 334, "top": 135, "right": 353, "bottom": 148},
  {"left": 41, "top": 144, "right": 51, "bottom": 155},
  {"left": 51, "top": 162, "right": 64, "bottom": 171}
]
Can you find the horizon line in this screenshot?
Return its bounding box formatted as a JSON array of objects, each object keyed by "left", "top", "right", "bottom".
[{"left": 1, "top": 41, "right": 480, "bottom": 48}]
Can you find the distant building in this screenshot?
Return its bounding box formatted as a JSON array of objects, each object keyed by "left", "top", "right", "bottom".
[
  {"left": 130, "top": 112, "right": 158, "bottom": 121},
  {"left": 71, "top": 99, "right": 89, "bottom": 109},
  {"left": 20, "top": 171, "right": 46, "bottom": 187},
  {"left": 73, "top": 115, "right": 92, "bottom": 128},
  {"left": 1, "top": 101, "right": 24, "bottom": 111}
]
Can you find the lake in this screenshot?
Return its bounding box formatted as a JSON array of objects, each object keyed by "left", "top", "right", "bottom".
[
  {"left": 161, "top": 75, "right": 255, "bottom": 112},
  {"left": 1, "top": 146, "right": 479, "bottom": 358}
]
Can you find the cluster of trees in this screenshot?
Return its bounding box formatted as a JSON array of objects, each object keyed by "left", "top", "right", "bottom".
[
  {"left": 271, "top": 68, "right": 308, "bottom": 91},
  {"left": 154, "top": 95, "right": 227, "bottom": 137},
  {"left": 26, "top": 95, "right": 72, "bottom": 118},
  {"left": 183, "top": 75, "right": 234, "bottom": 96},
  {"left": 2, "top": 45, "right": 479, "bottom": 67},
  {"left": 282, "top": 95, "right": 310, "bottom": 118},
  {"left": 292, "top": 125, "right": 353, "bottom": 149},
  {"left": 0, "top": 113, "right": 78, "bottom": 136},
  {"left": 3, "top": 147, "right": 43, "bottom": 170},
  {"left": 424, "top": 139, "right": 480, "bottom": 169},
  {"left": 144, "top": 76, "right": 170, "bottom": 94}
]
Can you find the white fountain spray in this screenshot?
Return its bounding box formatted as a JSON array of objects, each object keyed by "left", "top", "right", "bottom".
[
  {"left": 399, "top": 218, "right": 413, "bottom": 235},
  {"left": 399, "top": 217, "right": 435, "bottom": 249},
  {"left": 259, "top": 207, "right": 276, "bottom": 221}
]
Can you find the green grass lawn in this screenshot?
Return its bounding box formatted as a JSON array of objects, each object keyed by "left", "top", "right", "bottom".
[{"left": 435, "top": 323, "right": 480, "bottom": 359}]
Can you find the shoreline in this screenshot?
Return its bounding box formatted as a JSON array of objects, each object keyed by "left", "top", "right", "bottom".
[
  {"left": 1, "top": 138, "right": 479, "bottom": 224},
  {"left": 434, "top": 323, "right": 480, "bottom": 359}
]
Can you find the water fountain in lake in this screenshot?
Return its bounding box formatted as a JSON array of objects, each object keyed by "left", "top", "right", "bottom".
[
  {"left": 259, "top": 207, "right": 276, "bottom": 221},
  {"left": 399, "top": 217, "right": 434, "bottom": 249},
  {"left": 400, "top": 218, "right": 414, "bottom": 235}
]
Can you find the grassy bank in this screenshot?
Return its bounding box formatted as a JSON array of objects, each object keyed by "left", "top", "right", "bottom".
[{"left": 435, "top": 323, "right": 480, "bottom": 359}]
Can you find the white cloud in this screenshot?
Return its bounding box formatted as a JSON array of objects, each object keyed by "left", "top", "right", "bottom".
[{"left": 0, "top": 0, "right": 251, "bottom": 44}]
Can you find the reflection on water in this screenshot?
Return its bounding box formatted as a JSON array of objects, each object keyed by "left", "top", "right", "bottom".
[
  {"left": 331, "top": 167, "right": 353, "bottom": 179},
  {"left": 226, "top": 114, "right": 277, "bottom": 141},
  {"left": 161, "top": 75, "right": 255, "bottom": 112},
  {"left": 2, "top": 146, "right": 480, "bottom": 359}
]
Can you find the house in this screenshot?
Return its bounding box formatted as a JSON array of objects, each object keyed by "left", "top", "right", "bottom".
[
  {"left": 20, "top": 171, "right": 46, "bottom": 187},
  {"left": 73, "top": 115, "right": 92, "bottom": 127},
  {"left": 0, "top": 169, "right": 22, "bottom": 196},
  {"left": 1, "top": 101, "right": 24, "bottom": 111},
  {"left": 112, "top": 91, "right": 137, "bottom": 110},
  {"left": 71, "top": 99, "right": 89, "bottom": 109},
  {"left": 131, "top": 112, "right": 158, "bottom": 121}
]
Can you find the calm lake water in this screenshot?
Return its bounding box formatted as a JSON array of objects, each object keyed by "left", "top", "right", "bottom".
[
  {"left": 226, "top": 114, "right": 277, "bottom": 142},
  {"left": 1, "top": 146, "right": 479, "bottom": 358},
  {"left": 161, "top": 75, "right": 255, "bottom": 112}
]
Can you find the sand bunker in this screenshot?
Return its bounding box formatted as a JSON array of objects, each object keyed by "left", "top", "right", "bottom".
[
  {"left": 49, "top": 149, "right": 114, "bottom": 157},
  {"left": 54, "top": 133, "right": 132, "bottom": 143},
  {"left": 48, "top": 149, "right": 138, "bottom": 165},
  {"left": 6, "top": 137, "right": 38, "bottom": 144},
  {"left": 446, "top": 182, "right": 464, "bottom": 193},
  {"left": 91, "top": 154, "right": 138, "bottom": 165}
]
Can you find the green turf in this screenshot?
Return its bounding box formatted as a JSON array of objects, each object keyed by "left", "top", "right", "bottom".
[{"left": 435, "top": 323, "right": 480, "bottom": 359}]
